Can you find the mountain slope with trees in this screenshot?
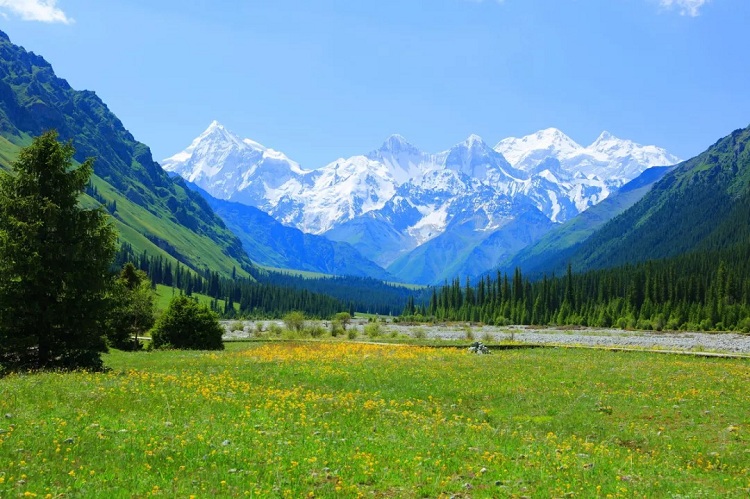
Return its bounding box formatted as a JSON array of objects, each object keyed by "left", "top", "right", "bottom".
[
  {"left": 503, "top": 166, "right": 674, "bottom": 277},
  {"left": 561, "top": 124, "right": 750, "bottom": 273},
  {"left": 0, "top": 30, "right": 252, "bottom": 277}
]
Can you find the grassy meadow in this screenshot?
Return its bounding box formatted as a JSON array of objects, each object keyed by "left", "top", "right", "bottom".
[{"left": 0, "top": 342, "right": 748, "bottom": 498}]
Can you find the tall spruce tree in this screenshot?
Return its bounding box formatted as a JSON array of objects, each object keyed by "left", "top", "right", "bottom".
[{"left": 0, "top": 131, "right": 117, "bottom": 371}]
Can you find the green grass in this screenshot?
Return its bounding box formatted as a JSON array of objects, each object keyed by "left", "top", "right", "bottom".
[
  {"left": 1, "top": 343, "right": 748, "bottom": 498},
  {"left": 154, "top": 284, "right": 238, "bottom": 314},
  {"left": 257, "top": 265, "right": 332, "bottom": 280},
  {"left": 0, "top": 134, "right": 251, "bottom": 280},
  {"left": 258, "top": 266, "right": 425, "bottom": 291}
]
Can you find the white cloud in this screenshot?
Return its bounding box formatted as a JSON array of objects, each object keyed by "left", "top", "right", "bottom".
[
  {"left": 658, "top": 0, "right": 711, "bottom": 16},
  {"left": 0, "top": 0, "right": 73, "bottom": 24}
]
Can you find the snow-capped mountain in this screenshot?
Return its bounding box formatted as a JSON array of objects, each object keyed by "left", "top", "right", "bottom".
[
  {"left": 163, "top": 122, "right": 680, "bottom": 283},
  {"left": 162, "top": 121, "right": 309, "bottom": 201},
  {"left": 495, "top": 128, "right": 680, "bottom": 185}
]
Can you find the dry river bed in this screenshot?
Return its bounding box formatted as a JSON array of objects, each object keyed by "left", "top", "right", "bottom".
[{"left": 221, "top": 320, "right": 750, "bottom": 355}]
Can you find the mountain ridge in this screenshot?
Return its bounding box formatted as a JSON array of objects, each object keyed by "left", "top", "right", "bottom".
[
  {"left": 163, "top": 121, "right": 680, "bottom": 283},
  {"left": 0, "top": 30, "right": 254, "bottom": 277},
  {"left": 545, "top": 123, "right": 750, "bottom": 275}
]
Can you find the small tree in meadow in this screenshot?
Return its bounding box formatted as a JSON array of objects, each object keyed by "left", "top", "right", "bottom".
[
  {"left": 106, "top": 263, "right": 156, "bottom": 350},
  {"left": 333, "top": 312, "right": 352, "bottom": 330},
  {"left": 283, "top": 311, "right": 306, "bottom": 333},
  {"left": 152, "top": 295, "right": 224, "bottom": 350}
]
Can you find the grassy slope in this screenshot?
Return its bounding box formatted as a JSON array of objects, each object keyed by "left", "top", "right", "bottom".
[
  {"left": 566, "top": 125, "right": 750, "bottom": 272},
  {"left": 0, "top": 31, "right": 253, "bottom": 278},
  {"left": 1, "top": 343, "right": 748, "bottom": 498},
  {"left": 503, "top": 167, "right": 673, "bottom": 276},
  {"left": 0, "top": 136, "right": 244, "bottom": 276},
  {"left": 153, "top": 284, "right": 238, "bottom": 314}
]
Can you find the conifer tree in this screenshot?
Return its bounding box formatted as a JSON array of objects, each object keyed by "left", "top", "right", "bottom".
[{"left": 0, "top": 131, "right": 117, "bottom": 371}]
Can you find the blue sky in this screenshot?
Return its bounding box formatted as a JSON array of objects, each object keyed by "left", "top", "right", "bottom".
[{"left": 0, "top": 0, "right": 748, "bottom": 168}]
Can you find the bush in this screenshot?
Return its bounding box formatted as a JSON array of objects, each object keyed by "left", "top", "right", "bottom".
[
  {"left": 229, "top": 321, "right": 244, "bottom": 332},
  {"left": 269, "top": 323, "right": 283, "bottom": 336},
  {"left": 307, "top": 325, "right": 326, "bottom": 338},
  {"left": 330, "top": 320, "right": 345, "bottom": 337},
  {"left": 413, "top": 327, "right": 426, "bottom": 339},
  {"left": 334, "top": 312, "right": 352, "bottom": 329},
  {"left": 347, "top": 328, "right": 358, "bottom": 340},
  {"left": 106, "top": 263, "right": 156, "bottom": 351},
  {"left": 364, "top": 323, "right": 382, "bottom": 338},
  {"left": 151, "top": 296, "right": 224, "bottom": 350},
  {"left": 283, "top": 311, "right": 306, "bottom": 333},
  {"left": 464, "top": 326, "right": 475, "bottom": 341}
]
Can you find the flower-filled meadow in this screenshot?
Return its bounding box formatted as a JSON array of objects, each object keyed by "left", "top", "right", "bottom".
[{"left": 1, "top": 342, "right": 748, "bottom": 497}]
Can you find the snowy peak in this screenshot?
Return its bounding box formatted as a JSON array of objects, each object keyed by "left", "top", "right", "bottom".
[
  {"left": 495, "top": 128, "right": 584, "bottom": 168},
  {"left": 464, "top": 133, "right": 486, "bottom": 148},
  {"left": 377, "top": 134, "right": 418, "bottom": 154},
  {"left": 585, "top": 131, "right": 681, "bottom": 178},
  {"left": 439, "top": 134, "right": 517, "bottom": 182},
  {"left": 161, "top": 120, "right": 306, "bottom": 201},
  {"left": 197, "top": 120, "right": 245, "bottom": 149},
  {"left": 493, "top": 127, "right": 680, "bottom": 183},
  {"left": 366, "top": 134, "right": 432, "bottom": 185},
  {"left": 592, "top": 130, "right": 615, "bottom": 144},
  {"left": 588, "top": 130, "right": 635, "bottom": 153}
]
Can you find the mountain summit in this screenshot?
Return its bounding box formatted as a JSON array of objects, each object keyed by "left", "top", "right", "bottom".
[{"left": 495, "top": 128, "right": 680, "bottom": 183}]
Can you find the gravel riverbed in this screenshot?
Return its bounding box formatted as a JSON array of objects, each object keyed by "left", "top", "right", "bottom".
[{"left": 221, "top": 320, "right": 750, "bottom": 355}]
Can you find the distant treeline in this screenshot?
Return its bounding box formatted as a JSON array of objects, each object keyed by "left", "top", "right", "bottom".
[
  {"left": 114, "top": 244, "right": 346, "bottom": 318},
  {"left": 407, "top": 243, "right": 750, "bottom": 332},
  {"left": 254, "top": 272, "right": 412, "bottom": 317}
]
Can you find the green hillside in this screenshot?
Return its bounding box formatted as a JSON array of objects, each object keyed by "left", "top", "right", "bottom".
[
  {"left": 0, "top": 30, "right": 253, "bottom": 278},
  {"left": 564, "top": 125, "right": 750, "bottom": 272},
  {"left": 504, "top": 166, "right": 673, "bottom": 276}
]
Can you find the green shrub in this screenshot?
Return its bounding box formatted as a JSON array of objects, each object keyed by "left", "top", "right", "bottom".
[
  {"left": 333, "top": 313, "right": 352, "bottom": 329},
  {"left": 307, "top": 325, "right": 325, "bottom": 338},
  {"left": 464, "top": 326, "right": 474, "bottom": 341},
  {"left": 347, "top": 328, "right": 358, "bottom": 340},
  {"left": 151, "top": 296, "right": 224, "bottom": 350},
  {"left": 283, "top": 311, "right": 306, "bottom": 333},
  {"left": 736, "top": 317, "right": 750, "bottom": 334},
  {"left": 269, "top": 323, "right": 283, "bottom": 336},
  {"left": 364, "top": 323, "right": 381, "bottom": 338},
  {"left": 229, "top": 321, "right": 244, "bottom": 332},
  {"left": 330, "top": 320, "right": 345, "bottom": 337},
  {"left": 413, "top": 328, "right": 426, "bottom": 339}
]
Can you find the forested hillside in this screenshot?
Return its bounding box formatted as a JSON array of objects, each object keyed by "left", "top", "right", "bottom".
[
  {"left": 0, "top": 30, "right": 253, "bottom": 277},
  {"left": 503, "top": 166, "right": 674, "bottom": 277},
  {"left": 561, "top": 125, "right": 750, "bottom": 272}
]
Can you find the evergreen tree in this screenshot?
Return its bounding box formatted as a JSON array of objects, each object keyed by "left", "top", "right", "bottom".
[
  {"left": 0, "top": 131, "right": 117, "bottom": 371},
  {"left": 152, "top": 296, "right": 224, "bottom": 350}
]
